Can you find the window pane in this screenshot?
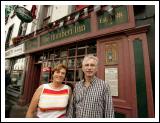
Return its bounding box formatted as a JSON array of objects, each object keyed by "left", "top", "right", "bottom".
[
  {"left": 77, "top": 57, "right": 83, "bottom": 68},
  {"left": 55, "top": 49, "right": 60, "bottom": 58},
  {"left": 66, "top": 70, "right": 74, "bottom": 81},
  {"left": 60, "top": 50, "right": 67, "bottom": 57},
  {"left": 87, "top": 45, "right": 96, "bottom": 54},
  {"left": 77, "top": 47, "right": 85, "bottom": 55},
  {"left": 61, "top": 59, "right": 67, "bottom": 66},
  {"left": 76, "top": 68, "right": 83, "bottom": 81},
  {"left": 69, "top": 48, "right": 75, "bottom": 56},
  {"left": 68, "top": 58, "right": 75, "bottom": 68},
  {"left": 53, "top": 60, "right": 60, "bottom": 67}
]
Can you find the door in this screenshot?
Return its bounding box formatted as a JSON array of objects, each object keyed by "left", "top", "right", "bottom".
[
  {"left": 97, "top": 35, "right": 137, "bottom": 117},
  {"left": 97, "top": 34, "right": 154, "bottom": 117}
]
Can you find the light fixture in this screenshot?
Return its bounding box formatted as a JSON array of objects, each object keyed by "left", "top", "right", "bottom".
[
  {"left": 94, "top": 5, "right": 101, "bottom": 12},
  {"left": 53, "top": 22, "right": 56, "bottom": 26},
  {"left": 59, "top": 21, "right": 64, "bottom": 28},
  {"left": 74, "top": 13, "right": 80, "bottom": 22},
  {"left": 83, "top": 8, "right": 88, "bottom": 16},
  {"left": 104, "top": 5, "right": 114, "bottom": 16},
  {"left": 67, "top": 16, "right": 70, "bottom": 21}
]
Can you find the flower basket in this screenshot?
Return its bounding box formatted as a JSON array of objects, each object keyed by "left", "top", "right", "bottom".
[
  {"left": 12, "top": 37, "right": 18, "bottom": 45},
  {"left": 12, "top": 36, "right": 23, "bottom": 45}
]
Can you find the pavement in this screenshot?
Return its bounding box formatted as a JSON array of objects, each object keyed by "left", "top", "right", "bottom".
[{"left": 6, "top": 104, "right": 28, "bottom": 118}]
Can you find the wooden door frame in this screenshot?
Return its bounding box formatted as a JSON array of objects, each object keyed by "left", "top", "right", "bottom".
[
  {"left": 97, "top": 35, "right": 137, "bottom": 117},
  {"left": 96, "top": 31, "right": 154, "bottom": 117},
  {"left": 128, "top": 33, "right": 154, "bottom": 117}
]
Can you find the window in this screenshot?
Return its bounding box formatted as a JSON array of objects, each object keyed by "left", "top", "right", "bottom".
[
  {"left": 49, "top": 41, "right": 96, "bottom": 83},
  {"left": 5, "top": 24, "right": 14, "bottom": 49},
  {"left": 8, "top": 57, "right": 26, "bottom": 92},
  {"left": 35, "top": 40, "right": 96, "bottom": 84},
  {"left": 43, "top": 5, "right": 50, "bottom": 27},
  {"left": 18, "top": 22, "right": 28, "bottom": 36}
]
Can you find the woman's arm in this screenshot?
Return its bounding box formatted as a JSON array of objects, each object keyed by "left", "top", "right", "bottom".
[{"left": 25, "top": 85, "right": 43, "bottom": 118}]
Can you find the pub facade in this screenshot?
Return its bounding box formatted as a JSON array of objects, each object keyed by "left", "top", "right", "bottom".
[{"left": 5, "top": 5, "right": 155, "bottom": 118}]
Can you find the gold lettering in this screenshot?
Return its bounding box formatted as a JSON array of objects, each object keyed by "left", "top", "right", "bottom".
[
  {"left": 76, "top": 26, "right": 80, "bottom": 33},
  {"left": 69, "top": 29, "right": 73, "bottom": 35},
  {"left": 61, "top": 31, "right": 65, "bottom": 38},
  {"left": 81, "top": 25, "right": 85, "bottom": 32},
  {"left": 74, "top": 26, "right": 77, "bottom": 33},
  {"left": 79, "top": 26, "right": 82, "bottom": 32},
  {"left": 51, "top": 33, "right": 55, "bottom": 40},
  {"left": 60, "top": 32, "right": 62, "bottom": 38},
  {"left": 103, "top": 17, "right": 106, "bottom": 24},
  {"left": 74, "top": 26, "right": 76, "bottom": 33},
  {"left": 57, "top": 33, "right": 60, "bottom": 39},
  {"left": 55, "top": 33, "right": 58, "bottom": 39},
  {"left": 99, "top": 18, "right": 103, "bottom": 24},
  {"left": 66, "top": 30, "right": 69, "bottom": 36}
]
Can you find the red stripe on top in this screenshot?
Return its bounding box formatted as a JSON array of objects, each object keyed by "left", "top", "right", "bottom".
[{"left": 43, "top": 88, "right": 68, "bottom": 95}]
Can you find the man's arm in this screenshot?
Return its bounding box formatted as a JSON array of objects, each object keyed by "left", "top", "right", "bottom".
[
  {"left": 103, "top": 82, "right": 114, "bottom": 118},
  {"left": 66, "top": 89, "right": 76, "bottom": 118}
]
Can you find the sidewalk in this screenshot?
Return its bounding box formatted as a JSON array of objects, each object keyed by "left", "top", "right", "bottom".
[{"left": 9, "top": 104, "right": 28, "bottom": 118}]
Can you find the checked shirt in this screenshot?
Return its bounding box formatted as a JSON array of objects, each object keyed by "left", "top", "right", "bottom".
[{"left": 67, "top": 76, "right": 114, "bottom": 118}]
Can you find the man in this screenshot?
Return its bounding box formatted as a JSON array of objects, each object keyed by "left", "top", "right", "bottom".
[{"left": 67, "top": 54, "right": 114, "bottom": 118}]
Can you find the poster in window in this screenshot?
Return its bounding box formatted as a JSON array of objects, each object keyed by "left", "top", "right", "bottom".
[
  {"left": 105, "top": 67, "right": 118, "bottom": 96},
  {"left": 105, "top": 43, "right": 118, "bottom": 65}
]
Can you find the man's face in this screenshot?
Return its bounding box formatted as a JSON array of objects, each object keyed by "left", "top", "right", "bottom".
[{"left": 82, "top": 58, "right": 98, "bottom": 78}]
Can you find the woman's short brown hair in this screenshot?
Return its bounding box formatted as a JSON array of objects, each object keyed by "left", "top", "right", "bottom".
[{"left": 52, "top": 64, "right": 67, "bottom": 74}]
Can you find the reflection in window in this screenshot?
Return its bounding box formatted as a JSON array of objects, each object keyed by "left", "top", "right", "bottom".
[
  {"left": 61, "top": 59, "right": 67, "bottom": 66},
  {"left": 39, "top": 41, "right": 96, "bottom": 84},
  {"left": 55, "top": 49, "right": 60, "bottom": 58},
  {"left": 69, "top": 48, "right": 75, "bottom": 56},
  {"left": 10, "top": 70, "right": 23, "bottom": 92},
  {"left": 77, "top": 47, "right": 85, "bottom": 55},
  {"left": 66, "top": 70, "right": 74, "bottom": 81},
  {"left": 40, "top": 71, "right": 50, "bottom": 83},
  {"left": 87, "top": 45, "right": 96, "bottom": 54},
  {"left": 76, "top": 68, "right": 83, "bottom": 81},
  {"left": 47, "top": 61, "right": 52, "bottom": 67},
  {"left": 68, "top": 59, "right": 75, "bottom": 68},
  {"left": 53, "top": 60, "right": 60, "bottom": 67},
  {"left": 77, "top": 57, "right": 83, "bottom": 68},
  {"left": 60, "top": 50, "right": 67, "bottom": 57},
  {"left": 43, "top": 62, "right": 48, "bottom": 67}
]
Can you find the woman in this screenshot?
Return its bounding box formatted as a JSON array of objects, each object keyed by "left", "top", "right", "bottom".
[{"left": 26, "top": 64, "right": 72, "bottom": 118}]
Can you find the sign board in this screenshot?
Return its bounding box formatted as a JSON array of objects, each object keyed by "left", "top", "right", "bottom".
[
  {"left": 97, "top": 6, "right": 128, "bottom": 29},
  {"left": 25, "top": 18, "right": 91, "bottom": 52},
  {"left": 5, "top": 43, "right": 25, "bottom": 58},
  {"left": 40, "top": 18, "right": 91, "bottom": 46},
  {"left": 15, "top": 6, "right": 33, "bottom": 23}
]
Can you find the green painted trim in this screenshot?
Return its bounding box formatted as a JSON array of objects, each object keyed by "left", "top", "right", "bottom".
[{"left": 133, "top": 39, "right": 148, "bottom": 117}]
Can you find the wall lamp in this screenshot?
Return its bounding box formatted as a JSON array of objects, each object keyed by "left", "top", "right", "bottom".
[{"left": 104, "top": 5, "right": 115, "bottom": 16}]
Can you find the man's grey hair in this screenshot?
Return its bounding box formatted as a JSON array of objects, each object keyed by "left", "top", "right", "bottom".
[{"left": 82, "top": 54, "right": 99, "bottom": 66}]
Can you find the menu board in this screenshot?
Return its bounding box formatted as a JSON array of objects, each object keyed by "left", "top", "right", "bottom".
[{"left": 105, "top": 67, "right": 118, "bottom": 96}]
